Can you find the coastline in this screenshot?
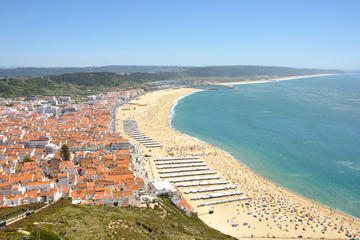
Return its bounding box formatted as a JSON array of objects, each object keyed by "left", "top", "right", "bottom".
[
  {"left": 169, "top": 87, "right": 360, "bottom": 222},
  {"left": 168, "top": 89, "right": 202, "bottom": 128},
  {"left": 117, "top": 84, "right": 360, "bottom": 239},
  {"left": 171, "top": 117, "right": 360, "bottom": 222},
  {"left": 216, "top": 73, "right": 336, "bottom": 86}
]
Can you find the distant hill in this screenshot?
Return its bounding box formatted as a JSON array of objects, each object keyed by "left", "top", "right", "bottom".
[
  {"left": 0, "top": 65, "right": 184, "bottom": 78},
  {"left": 0, "top": 65, "right": 344, "bottom": 79},
  {"left": 0, "top": 65, "right": 344, "bottom": 98},
  {"left": 0, "top": 198, "right": 235, "bottom": 240},
  {"left": 183, "top": 65, "right": 344, "bottom": 78},
  {"left": 0, "top": 71, "right": 179, "bottom": 98}
]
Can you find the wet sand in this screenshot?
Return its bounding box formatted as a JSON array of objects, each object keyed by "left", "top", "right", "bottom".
[{"left": 117, "top": 86, "right": 360, "bottom": 239}]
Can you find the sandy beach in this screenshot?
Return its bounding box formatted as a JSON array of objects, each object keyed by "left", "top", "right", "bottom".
[
  {"left": 117, "top": 79, "right": 360, "bottom": 239},
  {"left": 217, "top": 74, "right": 335, "bottom": 86}
]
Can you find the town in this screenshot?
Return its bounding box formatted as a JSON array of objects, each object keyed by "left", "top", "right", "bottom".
[{"left": 0, "top": 89, "right": 152, "bottom": 210}]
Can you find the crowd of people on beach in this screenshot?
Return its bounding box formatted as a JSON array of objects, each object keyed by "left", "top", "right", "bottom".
[
  {"left": 120, "top": 90, "right": 360, "bottom": 239},
  {"left": 165, "top": 145, "right": 220, "bottom": 158}
]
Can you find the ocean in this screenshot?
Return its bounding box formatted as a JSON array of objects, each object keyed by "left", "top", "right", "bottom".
[{"left": 171, "top": 74, "right": 360, "bottom": 218}]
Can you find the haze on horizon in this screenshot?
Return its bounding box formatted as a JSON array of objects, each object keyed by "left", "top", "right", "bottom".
[{"left": 0, "top": 0, "right": 359, "bottom": 70}]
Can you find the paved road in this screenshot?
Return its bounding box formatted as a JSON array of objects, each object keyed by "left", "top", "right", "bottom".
[
  {"left": 5, "top": 200, "right": 58, "bottom": 226},
  {"left": 130, "top": 143, "right": 150, "bottom": 188}
]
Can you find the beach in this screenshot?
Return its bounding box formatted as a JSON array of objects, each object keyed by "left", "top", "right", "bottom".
[
  {"left": 217, "top": 74, "right": 335, "bottom": 86},
  {"left": 117, "top": 81, "right": 360, "bottom": 239}
]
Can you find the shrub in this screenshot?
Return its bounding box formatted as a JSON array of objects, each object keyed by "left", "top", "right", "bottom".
[{"left": 23, "top": 157, "right": 34, "bottom": 163}]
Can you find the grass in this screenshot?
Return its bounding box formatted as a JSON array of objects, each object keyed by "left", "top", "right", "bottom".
[
  {"left": 0, "top": 203, "right": 45, "bottom": 220},
  {"left": 0, "top": 198, "right": 235, "bottom": 240}
]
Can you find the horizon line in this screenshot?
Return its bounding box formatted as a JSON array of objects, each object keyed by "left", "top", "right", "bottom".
[{"left": 0, "top": 64, "right": 351, "bottom": 71}]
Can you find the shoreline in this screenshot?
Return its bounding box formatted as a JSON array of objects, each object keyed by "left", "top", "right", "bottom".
[
  {"left": 216, "top": 73, "right": 336, "bottom": 86},
  {"left": 171, "top": 120, "right": 360, "bottom": 221},
  {"left": 169, "top": 86, "right": 360, "bottom": 222},
  {"left": 118, "top": 85, "right": 360, "bottom": 239},
  {"left": 168, "top": 90, "right": 202, "bottom": 128}
]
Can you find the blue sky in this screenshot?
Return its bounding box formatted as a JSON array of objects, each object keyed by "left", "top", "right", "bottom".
[{"left": 0, "top": 0, "right": 359, "bottom": 69}]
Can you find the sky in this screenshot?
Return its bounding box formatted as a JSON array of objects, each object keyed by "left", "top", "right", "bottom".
[{"left": 0, "top": 0, "right": 359, "bottom": 70}]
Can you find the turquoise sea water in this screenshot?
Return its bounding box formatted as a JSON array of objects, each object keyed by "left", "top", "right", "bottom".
[{"left": 172, "top": 74, "right": 360, "bottom": 218}]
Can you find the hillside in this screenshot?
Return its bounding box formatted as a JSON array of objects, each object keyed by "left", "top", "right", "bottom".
[
  {"left": 0, "top": 66, "right": 344, "bottom": 98},
  {"left": 0, "top": 66, "right": 183, "bottom": 78},
  {"left": 0, "top": 71, "right": 178, "bottom": 98},
  {"left": 0, "top": 198, "right": 235, "bottom": 240},
  {"left": 0, "top": 203, "right": 45, "bottom": 220},
  {"left": 183, "top": 65, "right": 343, "bottom": 78},
  {"left": 0, "top": 65, "right": 343, "bottom": 79}
]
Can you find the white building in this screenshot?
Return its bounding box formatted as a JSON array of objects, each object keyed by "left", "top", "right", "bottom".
[
  {"left": 150, "top": 179, "right": 178, "bottom": 197},
  {"left": 37, "top": 105, "right": 61, "bottom": 116},
  {"left": 58, "top": 96, "right": 72, "bottom": 104}
]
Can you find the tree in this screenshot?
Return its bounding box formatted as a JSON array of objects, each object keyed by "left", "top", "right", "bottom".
[
  {"left": 60, "top": 145, "right": 70, "bottom": 161},
  {"left": 23, "top": 157, "right": 34, "bottom": 163}
]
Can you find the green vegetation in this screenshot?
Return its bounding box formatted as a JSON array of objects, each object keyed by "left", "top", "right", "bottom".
[
  {"left": 182, "top": 65, "right": 343, "bottom": 78},
  {"left": 0, "top": 203, "right": 45, "bottom": 220},
  {"left": 0, "top": 66, "right": 183, "bottom": 78},
  {"left": 23, "top": 157, "right": 34, "bottom": 163},
  {"left": 0, "top": 198, "right": 234, "bottom": 240},
  {"left": 0, "top": 66, "right": 344, "bottom": 98},
  {"left": 60, "top": 145, "right": 70, "bottom": 161},
  {"left": 0, "top": 71, "right": 178, "bottom": 98}
]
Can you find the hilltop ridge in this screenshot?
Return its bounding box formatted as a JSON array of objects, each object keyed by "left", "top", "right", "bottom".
[
  {"left": 0, "top": 65, "right": 343, "bottom": 78},
  {"left": 0, "top": 65, "right": 344, "bottom": 98}
]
